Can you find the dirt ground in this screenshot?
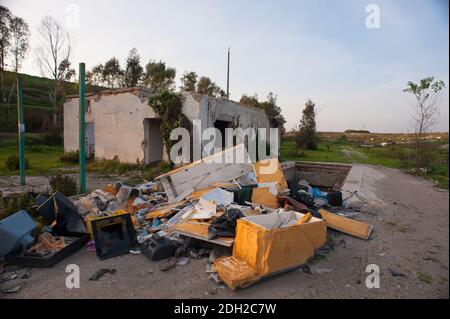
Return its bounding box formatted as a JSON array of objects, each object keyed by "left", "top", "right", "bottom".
[
  {"left": 1, "top": 165, "right": 448, "bottom": 299},
  {"left": 0, "top": 173, "right": 122, "bottom": 195}
]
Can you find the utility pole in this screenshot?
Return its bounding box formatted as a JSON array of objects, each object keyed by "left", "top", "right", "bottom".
[
  {"left": 79, "top": 63, "right": 86, "bottom": 194},
  {"left": 226, "top": 47, "right": 230, "bottom": 100},
  {"left": 17, "top": 77, "right": 25, "bottom": 186}
]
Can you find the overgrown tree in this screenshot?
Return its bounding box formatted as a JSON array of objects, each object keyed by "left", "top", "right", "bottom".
[
  {"left": 148, "top": 90, "right": 192, "bottom": 163},
  {"left": 144, "top": 60, "right": 176, "bottom": 93},
  {"left": 296, "top": 99, "right": 318, "bottom": 150},
  {"left": 36, "top": 16, "right": 75, "bottom": 129},
  {"left": 4, "top": 15, "right": 30, "bottom": 129},
  {"left": 239, "top": 94, "right": 259, "bottom": 108},
  {"left": 9, "top": 16, "right": 29, "bottom": 74},
  {"left": 259, "top": 92, "right": 285, "bottom": 129},
  {"left": 403, "top": 77, "right": 445, "bottom": 169},
  {"left": 196, "top": 76, "right": 224, "bottom": 97},
  {"left": 0, "top": 5, "right": 11, "bottom": 131},
  {"left": 180, "top": 71, "right": 197, "bottom": 92},
  {"left": 86, "top": 64, "right": 104, "bottom": 87},
  {"left": 123, "top": 48, "right": 143, "bottom": 87},
  {"left": 102, "top": 57, "right": 123, "bottom": 88}
]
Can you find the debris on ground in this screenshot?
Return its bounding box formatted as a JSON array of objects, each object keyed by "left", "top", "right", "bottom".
[
  {"left": 0, "top": 265, "right": 31, "bottom": 294},
  {"left": 388, "top": 266, "right": 406, "bottom": 277},
  {"left": 0, "top": 146, "right": 377, "bottom": 292},
  {"left": 89, "top": 268, "right": 116, "bottom": 281}
]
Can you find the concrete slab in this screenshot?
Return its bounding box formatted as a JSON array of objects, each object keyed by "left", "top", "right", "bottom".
[{"left": 342, "top": 164, "right": 386, "bottom": 205}]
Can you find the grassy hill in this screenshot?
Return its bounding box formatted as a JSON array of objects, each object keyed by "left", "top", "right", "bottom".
[{"left": 0, "top": 70, "right": 103, "bottom": 132}]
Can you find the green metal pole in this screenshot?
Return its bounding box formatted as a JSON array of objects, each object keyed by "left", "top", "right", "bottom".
[
  {"left": 17, "top": 77, "right": 25, "bottom": 186},
  {"left": 79, "top": 63, "right": 86, "bottom": 193}
]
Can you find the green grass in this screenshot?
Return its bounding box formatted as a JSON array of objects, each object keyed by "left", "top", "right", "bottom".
[
  {"left": 1, "top": 133, "right": 448, "bottom": 190},
  {"left": 0, "top": 135, "right": 75, "bottom": 175},
  {"left": 0, "top": 134, "right": 171, "bottom": 180},
  {"left": 417, "top": 272, "right": 433, "bottom": 284},
  {"left": 0, "top": 70, "right": 104, "bottom": 132},
  {"left": 280, "top": 137, "right": 408, "bottom": 167},
  {"left": 280, "top": 136, "right": 449, "bottom": 189}
]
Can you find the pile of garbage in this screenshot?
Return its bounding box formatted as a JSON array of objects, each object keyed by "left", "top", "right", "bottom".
[{"left": 1, "top": 146, "right": 374, "bottom": 291}]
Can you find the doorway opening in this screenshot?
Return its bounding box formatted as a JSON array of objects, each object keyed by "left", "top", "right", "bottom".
[{"left": 144, "top": 119, "right": 164, "bottom": 164}]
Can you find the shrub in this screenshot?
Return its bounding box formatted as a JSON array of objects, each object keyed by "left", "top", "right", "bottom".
[
  {"left": 0, "top": 193, "right": 36, "bottom": 220},
  {"left": 296, "top": 99, "right": 318, "bottom": 150},
  {"left": 91, "top": 158, "right": 140, "bottom": 174},
  {"left": 49, "top": 175, "right": 78, "bottom": 196},
  {"left": 5, "top": 154, "right": 29, "bottom": 171},
  {"left": 41, "top": 131, "right": 63, "bottom": 146},
  {"left": 60, "top": 151, "right": 80, "bottom": 163}
]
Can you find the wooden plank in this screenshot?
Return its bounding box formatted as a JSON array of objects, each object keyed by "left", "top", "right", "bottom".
[
  {"left": 319, "top": 209, "right": 373, "bottom": 240},
  {"left": 172, "top": 222, "right": 234, "bottom": 247}
]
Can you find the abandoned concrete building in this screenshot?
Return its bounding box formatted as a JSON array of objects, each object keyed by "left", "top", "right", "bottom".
[{"left": 63, "top": 88, "right": 273, "bottom": 164}]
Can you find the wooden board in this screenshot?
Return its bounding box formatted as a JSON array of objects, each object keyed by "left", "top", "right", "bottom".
[
  {"left": 319, "top": 209, "right": 373, "bottom": 240},
  {"left": 172, "top": 222, "right": 234, "bottom": 247},
  {"left": 251, "top": 187, "right": 280, "bottom": 209}
]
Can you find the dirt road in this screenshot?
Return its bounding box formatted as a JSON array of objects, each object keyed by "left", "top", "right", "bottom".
[{"left": 1, "top": 165, "right": 448, "bottom": 299}]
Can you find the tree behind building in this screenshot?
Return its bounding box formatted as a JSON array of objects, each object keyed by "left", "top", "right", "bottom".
[{"left": 296, "top": 99, "right": 318, "bottom": 150}]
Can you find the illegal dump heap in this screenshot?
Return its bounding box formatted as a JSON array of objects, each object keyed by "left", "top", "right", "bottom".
[{"left": 0, "top": 145, "right": 373, "bottom": 291}]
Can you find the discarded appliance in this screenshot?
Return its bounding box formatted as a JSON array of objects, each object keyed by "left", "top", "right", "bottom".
[
  {"left": 0, "top": 211, "right": 38, "bottom": 259},
  {"left": 91, "top": 212, "right": 138, "bottom": 260},
  {"left": 214, "top": 211, "right": 327, "bottom": 289},
  {"left": 142, "top": 234, "right": 177, "bottom": 261},
  {"left": 85, "top": 209, "right": 128, "bottom": 239},
  {"left": 35, "top": 192, "right": 87, "bottom": 233}
]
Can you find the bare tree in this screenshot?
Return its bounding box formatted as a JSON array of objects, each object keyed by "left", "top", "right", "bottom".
[
  {"left": 403, "top": 77, "right": 445, "bottom": 169},
  {"left": 36, "top": 16, "right": 75, "bottom": 129}
]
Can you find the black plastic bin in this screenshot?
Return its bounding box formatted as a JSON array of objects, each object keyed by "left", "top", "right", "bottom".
[{"left": 5, "top": 231, "right": 90, "bottom": 268}]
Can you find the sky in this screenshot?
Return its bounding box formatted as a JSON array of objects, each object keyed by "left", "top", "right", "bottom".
[{"left": 3, "top": 0, "right": 449, "bottom": 133}]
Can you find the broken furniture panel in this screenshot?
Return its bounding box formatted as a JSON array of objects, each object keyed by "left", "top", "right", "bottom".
[
  {"left": 251, "top": 187, "right": 280, "bottom": 209},
  {"left": 254, "top": 159, "right": 288, "bottom": 192},
  {"left": 36, "top": 192, "right": 87, "bottom": 234},
  {"left": 319, "top": 209, "right": 373, "bottom": 240},
  {"left": 172, "top": 222, "right": 234, "bottom": 247},
  {"left": 156, "top": 144, "right": 254, "bottom": 203}
]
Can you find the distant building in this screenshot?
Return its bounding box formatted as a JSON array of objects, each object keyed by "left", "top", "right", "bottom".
[{"left": 63, "top": 89, "right": 274, "bottom": 164}]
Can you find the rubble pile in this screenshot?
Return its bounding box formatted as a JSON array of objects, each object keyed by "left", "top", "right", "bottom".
[{"left": 0, "top": 147, "right": 374, "bottom": 291}]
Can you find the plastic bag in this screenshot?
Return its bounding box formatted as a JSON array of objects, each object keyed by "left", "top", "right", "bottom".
[{"left": 208, "top": 208, "right": 244, "bottom": 239}]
